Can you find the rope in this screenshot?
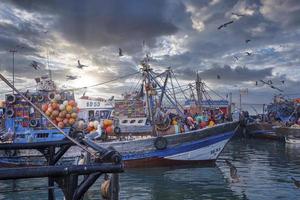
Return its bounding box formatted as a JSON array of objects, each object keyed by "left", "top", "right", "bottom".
[
  {"left": 203, "top": 83, "right": 227, "bottom": 101},
  {"left": 62, "top": 71, "right": 140, "bottom": 91},
  {"left": 171, "top": 71, "right": 189, "bottom": 100}
]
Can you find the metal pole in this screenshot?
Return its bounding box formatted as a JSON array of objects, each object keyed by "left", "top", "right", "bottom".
[{"left": 240, "top": 93, "right": 242, "bottom": 112}]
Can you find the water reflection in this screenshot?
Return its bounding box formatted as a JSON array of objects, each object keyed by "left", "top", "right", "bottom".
[{"left": 0, "top": 139, "right": 300, "bottom": 200}]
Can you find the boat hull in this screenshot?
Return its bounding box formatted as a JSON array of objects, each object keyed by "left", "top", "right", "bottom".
[
  {"left": 245, "top": 122, "right": 282, "bottom": 140},
  {"left": 275, "top": 127, "right": 300, "bottom": 144},
  {"left": 0, "top": 121, "right": 239, "bottom": 168}
]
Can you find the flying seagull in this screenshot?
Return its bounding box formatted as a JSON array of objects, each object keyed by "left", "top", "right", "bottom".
[
  {"left": 217, "top": 21, "right": 234, "bottom": 30},
  {"left": 232, "top": 12, "right": 246, "bottom": 17},
  {"left": 233, "top": 55, "right": 239, "bottom": 61},
  {"left": 30, "top": 61, "right": 40, "bottom": 70},
  {"left": 66, "top": 75, "right": 79, "bottom": 80},
  {"left": 291, "top": 177, "right": 300, "bottom": 188},
  {"left": 245, "top": 39, "right": 251, "bottom": 43},
  {"left": 245, "top": 52, "right": 252, "bottom": 56},
  {"left": 267, "top": 80, "right": 273, "bottom": 85},
  {"left": 77, "top": 60, "right": 88, "bottom": 69},
  {"left": 119, "top": 48, "right": 123, "bottom": 57}
]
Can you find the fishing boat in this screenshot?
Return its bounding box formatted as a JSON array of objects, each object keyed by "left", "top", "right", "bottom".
[
  {"left": 0, "top": 57, "right": 239, "bottom": 168},
  {"left": 275, "top": 126, "right": 300, "bottom": 144}
]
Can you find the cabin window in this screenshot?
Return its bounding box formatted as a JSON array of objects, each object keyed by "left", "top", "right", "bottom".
[
  {"left": 138, "top": 119, "right": 143, "bottom": 124},
  {"left": 130, "top": 120, "right": 136, "bottom": 124},
  {"left": 122, "top": 120, "right": 128, "bottom": 123}
]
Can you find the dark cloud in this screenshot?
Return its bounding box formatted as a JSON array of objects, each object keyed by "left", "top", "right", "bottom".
[
  {"left": 1, "top": 0, "right": 300, "bottom": 105},
  {"left": 9, "top": 0, "right": 180, "bottom": 50}
]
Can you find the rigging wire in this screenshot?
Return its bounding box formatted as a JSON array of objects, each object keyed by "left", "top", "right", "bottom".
[
  {"left": 62, "top": 71, "right": 141, "bottom": 91},
  {"left": 203, "top": 83, "right": 227, "bottom": 101}
]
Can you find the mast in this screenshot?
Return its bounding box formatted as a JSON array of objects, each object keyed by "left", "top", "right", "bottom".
[{"left": 195, "top": 72, "right": 202, "bottom": 112}]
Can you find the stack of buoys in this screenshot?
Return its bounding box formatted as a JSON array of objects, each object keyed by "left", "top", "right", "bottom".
[{"left": 41, "top": 99, "right": 79, "bottom": 129}]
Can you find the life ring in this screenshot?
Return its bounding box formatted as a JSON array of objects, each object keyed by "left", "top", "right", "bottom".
[
  {"left": 154, "top": 136, "right": 168, "bottom": 150},
  {"left": 37, "top": 95, "right": 44, "bottom": 102},
  {"left": 114, "top": 127, "right": 121, "bottom": 135},
  {"left": 5, "top": 108, "right": 14, "bottom": 118},
  {"left": 29, "top": 119, "right": 38, "bottom": 127},
  {"left": 48, "top": 92, "right": 56, "bottom": 101},
  {"left": 6, "top": 94, "right": 16, "bottom": 104}
]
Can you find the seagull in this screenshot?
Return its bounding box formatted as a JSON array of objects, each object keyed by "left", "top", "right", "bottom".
[
  {"left": 245, "top": 39, "right": 251, "bottom": 43},
  {"left": 245, "top": 52, "right": 252, "bottom": 56},
  {"left": 232, "top": 12, "right": 246, "bottom": 17},
  {"left": 291, "top": 177, "right": 300, "bottom": 188},
  {"left": 30, "top": 61, "right": 40, "bottom": 70},
  {"left": 281, "top": 80, "right": 285, "bottom": 84},
  {"left": 66, "top": 75, "right": 79, "bottom": 80},
  {"left": 217, "top": 21, "right": 234, "bottom": 30},
  {"left": 233, "top": 56, "right": 239, "bottom": 61},
  {"left": 217, "top": 75, "right": 221, "bottom": 79},
  {"left": 108, "top": 96, "right": 114, "bottom": 101},
  {"left": 255, "top": 81, "right": 258, "bottom": 86},
  {"left": 225, "top": 160, "right": 239, "bottom": 182},
  {"left": 267, "top": 80, "right": 273, "bottom": 85},
  {"left": 119, "top": 48, "right": 123, "bottom": 57},
  {"left": 77, "top": 60, "right": 88, "bottom": 69}
]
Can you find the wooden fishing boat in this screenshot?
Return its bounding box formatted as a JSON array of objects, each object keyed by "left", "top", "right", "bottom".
[{"left": 0, "top": 57, "right": 240, "bottom": 168}]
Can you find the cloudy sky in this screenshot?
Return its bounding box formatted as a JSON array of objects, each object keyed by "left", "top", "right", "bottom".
[{"left": 0, "top": 0, "right": 300, "bottom": 112}]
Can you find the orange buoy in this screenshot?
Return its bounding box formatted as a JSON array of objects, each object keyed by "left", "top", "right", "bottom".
[
  {"left": 42, "top": 104, "right": 48, "bottom": 112},
  {"left": 68, "top": 100, "right": 76, "bottom": 107},
  {"left": 105, "top": 126, "right": 113, "bottom": 134},
  {"left": 66, "top": 105, "right": 73, "bottom": 113},
  {"left": 69, "top": 118, "right": 75, "bottom": 125}
]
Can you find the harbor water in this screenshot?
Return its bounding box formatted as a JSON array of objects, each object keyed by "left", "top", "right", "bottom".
[{"left": 0, "top": 138, "right": 299, "bottom": 200}]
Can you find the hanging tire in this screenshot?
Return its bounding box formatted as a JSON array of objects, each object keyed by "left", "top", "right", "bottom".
[
  {"left": 114, "top": 126, "right": 121, "bottom": 135},
  {"left": 48, "top": 92, "right": 56, "bottom": 101},
  {"left": 29, "top": 119, "right": 38, "bottom": 127},
  {"left": 37, "top": 95, "right": 44, "bottom": 102},
  {"left": 6, "top": 108, "right": 14, "bottom": 118},
  {"left": 154, "top": 136, "right": 168, "bottom": 150},
  {"left": 6, "top": 94, "right": 16, "bottom": 104}
]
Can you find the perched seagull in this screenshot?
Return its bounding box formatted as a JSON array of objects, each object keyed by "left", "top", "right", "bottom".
[
  {"left": 119, "top": 48, "right": 123, "bottom": 57},
  {"left": 245, "top": 39, "right": 251, "bottom": 43},
  {"left": 245, "top": 52, "right": 252, "bottom": 56},
  {"left": 217, "top": 75, "right": 221, "bottom": 79},
  {"left": 217, "top": 21, "right": 234, "bottom": 30},
  {"left": 233, "top": 55, "right": 239, "bottom": 61},
  {"left": 291, "top": 177, "right": 300, "bottom": 188},
  {"left": 225, "top": 160, "right": 239, "bottom": 182},
  {"left": 30, "top": 61, "right": 40, "bottom": 70},
  {"left": 108, "top": 96, "right": 114, "bottom": 101},
  {"left": 77, "top": 60, "right": 88, "bottom": 69},
  {"left": 232, "top": 12, "right": 245, "bottom": 17},
  {"left": 66, "top": 75, "right": 79, "bottom": 80}
]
